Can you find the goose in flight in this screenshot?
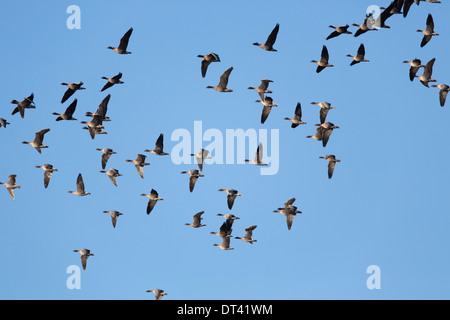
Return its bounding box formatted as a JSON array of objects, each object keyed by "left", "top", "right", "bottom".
[
  {"left": 96, "top": 148, "right": 117, "bottom": 170},
  {"left": 190, "top": 149, "right": 212, "bottom": 172},
  {"left": 11, "top": 93, "right": 35, "bottom": 118},
  {"left": 125, "top": 154, "right": 150, "bottom": 179},
  {"left": 315, "top": 121, "right": 340, "bottom": 147},
  {"left": 145, "top": 288, "right": 168, "bottom": 300},
  {"left": 206, "top": 67, "right": 234, "bottom": 92},
  {"left": 0, "top": 175, "right": 21, "bottom": 200},
  {"left": 416, "top": 57, "right": 437, "bottom": 87},
  {"left": 107, "top": 27, "right": 133, "bottom": 54},
  {"left": 35, "top": 164, "right": 58, "bottom": 188},
  {"left": 197, "top": 52, "right": 220, "bottom": 78},
  {"left": 141, "top": 189, "right": 164, "bottom": 214},
  {"left": 256, "top": 96, "right": 278, "bottom": 124},
  {"left": 213, "top": 235, "right": 234, "bottom": 250},
  {"left": 180, "top": 169, "right": 204, "bottom": 192},
  {"left": 402, "top": 59, "right": 425, "bottom": 81},
  {"left": 319, "top": 154, "right": 341, "bottom": 179},
  {"left": 85, "top": 94, "right": 111, "bottom": 122},
  {"left": 417, "top": 14, "right": 439, "bottom": 47},
  {"left": 373, "top": 1, "right": 401, "bottom": 29},
  {"left": 235, "top": 225, "right": 258, "bottom": 244},
  {"left": 284, "top": 102, "right": 306, "bottom": 128},
  {"left": 80, "top": 115, "right": 106, "bottom": 140},
  {"left": 311, "top": 45, "right": 333, "bottom": 73},
  {"left": 248, "top": 79, "right": 273, "bottom": 100},
  {"left": 211, "top": 219, "right": 234, "bottom": 238},
  {"left": 431, "top": 84, "right": 449, "bottom": 107},
  {"left": 53, "top": 98, "right": 78, "bottom": 121},
  {"left": 346, "top": 43, "right": 370, "bottom": 66},
  {"left": 103, "top": 210, "right": 123, "bottom": 228},
  {"left": 218, "top": 189, "right": 243, "bottom": 210},
  {"left": 273, "top": 198, "right": 302, "bottom": 231},
  {"left": 68, "top": 173, "right": 91, "bottom": 196},
  {"left": 99, "top": 168, "right": 122, "bottom": 187},
  {"left": 22, "top": 128, "right": 50, "bottom": 153},
  {"left": 245, "top": 143, "right": 267, "bottom": 166},
  {"left": 352, "top": 14, "right": 378, "bottom": 37},
  {"left": 310, "top": 101, "right": 335, "bottom": 124},
  {"left": 326, "top": 24, "right": 352, "bottom": 40},
  {"left": 253, "top": 23, "right": 279, "bottom": 51},
  {"left": 101, "top": 72, "right": 124, "bottom": 92},
  {"left": 185, "top": 211, "right": 206, "bottom": 228},
  {"left": 73, "top": 248, "right": 94, "bottom": 270},
  {"left": 145, "top": 133, "right": 169, "bottom": 156},
  {"left": 0, "top": 118, "right": 10, "bottom": 128},
  {"left": 60, "top": 82, "right": 85, "bottom": 104}
]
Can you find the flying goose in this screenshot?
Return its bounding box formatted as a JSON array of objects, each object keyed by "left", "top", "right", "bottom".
[
  {"left": 125, "top": 154, "right": 150, "bottom": 179},
  {"left": 107, "top": 27, "right": 133, "bottom": 54},
  {"left": 273, "top": 198, "right": 302, "bottom": 230},
  {"left": 256, "top": 96, "right": 278, "bottom": 124},
  {"left": 310, "top": 101, "right": 335, "bottom": 124},
  {"left": 235, "top": 225, "right": 258, "bottom": 244},
  {"left": 68, "top": 173, "right": 91, "bottom": 196},
  {"left": 101, "top": 72, "right": 124, "bottom": 92},
  {"left": 185, "top": 211, "right": 206, "bottom": 228},
  {"left": 402, "top": 59, "right": 425, "bottom": 81},
  {"left": 311, "top": 45, "right": 334, "bottom": 73},
  {"left": 197, "top": 52, "right": 220, "bottom": 78},
  {"left": 0, "top": 118, "right": 10, "bottom": 128},
  {"left": 99, "top": 168, "right": 122, "bottom": 187},
  {"left": 253, "top": 23, "right": 279, "bottom": 51},
  {"left": 417, "top": 14, "right": 439, "bottom": 47},
  {"left": 180, "top": 169, "right": 204, "bottom": 192},
  {"left": 35, "top": 164, "right": 58, "bottom": 188},
  {"left": 141, "top": 189, "right": 164, "bottom": 214},
  {"left": 103, "top": 210, "right": 123, "bottom": 228},
  {"left": 85, "top": 94, "right": 111, "bottom": 122},
  {"left": 60, "top": 82, "right": 85, "bottom": 103},
  {"left": 0, "top": 175, "right": 21, "bottom": 200},
  {"left": 144, "top": 133, "right": 169, "bottom": 155},
  {"left": 217, "top": 213, "right": 240, "bottom": 224},
  {"left": 73, "top": 248, "right": 94, "bottom": 270},
  {"left": 53, "top": 98, "right": 78, "bottom": 121},
  {"left": 11, "top": 93, "right": 35, "bottom": 118},
  {"left": 346, "top": 43, "right": 370, "bottom": 66},
  {"left": 284, "top": 102, "right": 306, "bottom": 128},
  {"left": 213, "top": 235, "right": 234, "bottom": 250},
  {"left": 415, "top": 57, "right": 437, "bottom": 87},
  {"left": 190, "top": 148, "right": 212, "bottom": 172},
  {"left": 145, "top": 289, "right": 168, "bottom": 300},
  {"left": 81, "top": 115, "right": 106, "bottom": 140},
  {"left": 211, "top": 219, "right": 234, "bottom": 238},
  {"left": 22, "top": 128, "right": 50, "bottom": 153},
  {"left": 431, "top": 84, "right": 449, "bottom": 107},
  {"left": 248, "top": 79, "right": 273, "bottom": 100},
  {"left": 326, "top": 24, "right": 352, "bottom": 40},
  {"left": 245, "top": 143, "right": 267, "bottom": 166},
  {"left": 206, "top": 67, "right": 233, "bottom": 92},
  {"left": 218, "top": 189, "right": 243, "bottom": 210},
  {"left": 96, "top": 148, "right": 117, "bottom": 170},
  {"left": 374, "top": 1, "right": 400, "bottom": 28},
  {"left": 319, "top": 154, "right": 341, "bottom": 179},
  {"left": 352, "top": 14, "right": 378, "bottom": 37},
  {"left": 315, "top": 121, "right": 340, "bottom": 147}
]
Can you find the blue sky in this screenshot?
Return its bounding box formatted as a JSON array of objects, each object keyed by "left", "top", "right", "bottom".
[{"left": 0, "top": 0, "right": 449, "bottom": 300}]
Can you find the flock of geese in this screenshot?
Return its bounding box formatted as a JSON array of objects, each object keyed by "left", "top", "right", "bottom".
[{"left": 1, "top": 0, "right": 447, "bottom": 300}]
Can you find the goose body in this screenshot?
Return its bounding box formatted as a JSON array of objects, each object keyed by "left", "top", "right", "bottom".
[
  {"left": 35, "top": 164, "right": 58, "bottom": 188},
  {"left": 107, "top": 28, "right": 133, "bottom": 54},
  {"left": 73, "top": 248, "right": 94, "bottom": 270},
  {"left": 197, "top": 52, "right": 220, "bottom": 78},
  {"left": 311, "top": 45, "right": 333, "bottom": 73},
  {"left": 206, "top": 67, "right": 233, "bottom": 92},
  {"left": 126, "top": 154, "right": 150, "bottom": 178},
  {"left": 22, "top": 128, "right": 50, "bottom": 153},
  {"left": 144, "top": 133, "right": 169, "bottom": 155},
  {"left": 253, "top": 23, "right": 279, "bottom": 51},
  {"left": 68, "top": 173, "right": 91, "bottom": 196},
  {"left": 180, "top": 169, "right": 204, "bottom": 192},
  {"left": 141, "top": 189, "right": 164, "bottom": 214},
  {"left": 319, "top": 154, "right": 341, "bottom": 179},
  {"left": 60, "top": 82, "right": 85, "bottom": 103},
  {"left": 0, "top": 174, "right": 21, "bottom": 200},
  {"left": 284, "top": 102, "right": 306, "bottom": 128},
  {"left": 99, "top": 168, "right": 122, "bottom": 187}
]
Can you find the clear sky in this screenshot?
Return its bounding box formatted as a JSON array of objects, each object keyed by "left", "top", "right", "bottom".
[{"left": 0, "top": 0, "right": 449, "bottom": 300}]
